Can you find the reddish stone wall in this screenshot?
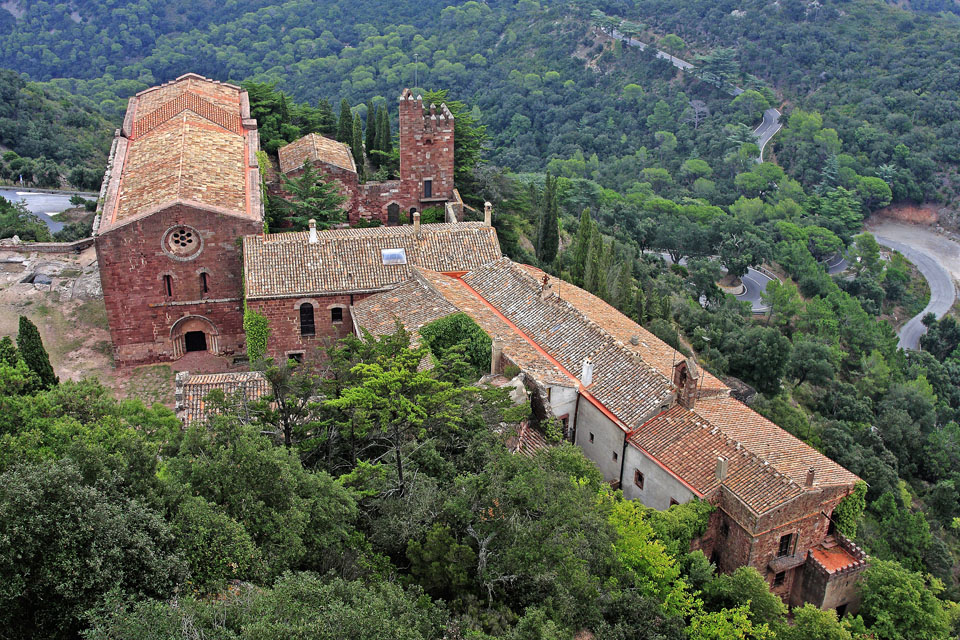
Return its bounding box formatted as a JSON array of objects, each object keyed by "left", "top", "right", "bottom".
[
  {"left": 399, "top": 94, "right": 455, "bottom": 209},
  {"left": 248, "top": 292, "right": 373, "bottom": 362},
  {"left": 96, "top": 203, "right": 260, "bottom": 365},
  {"left": 694, "top": 484, "right": 854, "bottom": 606}
]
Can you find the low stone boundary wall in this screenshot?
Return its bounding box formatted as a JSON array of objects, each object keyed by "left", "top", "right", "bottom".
[{"left": 0, "top": 237, "right": 95, "bottom": 254}]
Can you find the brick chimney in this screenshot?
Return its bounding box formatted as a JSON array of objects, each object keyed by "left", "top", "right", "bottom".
[
  {"left": 308, "top": 219, "right": 318, "bottom": 244},
  {"left": 805, "top": 466, "right": 815, "bottom": 487},
  {"left": 484, "top": 201, "right": 493, "bottom": 226},
  {"left": 539, "top": 273, "right": 553, "bottom": 300},
  {"left": 673, "top": 357, "right": 700, "bottom": 409},
  {"left": 581, "top": 357, "right": 594, "bottom": 387},
  {"left": 715, "top": 456, "right": 729, "bottom": 483},
  {"left": 413, "top": 210, "right": 421, "bottom": 236},
  {"left": 490, "top": 337, "right": 503, "bottom": 375}
]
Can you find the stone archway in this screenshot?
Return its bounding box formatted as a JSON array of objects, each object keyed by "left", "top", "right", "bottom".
[{"left": 170, "top": 315, "right": 220, "bottom": 359}]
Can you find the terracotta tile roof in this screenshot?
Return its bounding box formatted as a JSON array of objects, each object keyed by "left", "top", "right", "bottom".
[
  {"left": 278, "top": 133, "right": 356, "bottom": 174},
  {"left": 507, "top": 422, "right": 549, "bottom": 458},
  {"left": 692, "top": 396, "right": 859, "bottom": 490},
  {"left": 243, "top": 222, "right": 502, "bottom": 299},
  {"left": 462, "top": 258, "right": 674, "bottom": 426},
  {"left": 628, "top": 405, "right": 805, "bottom": 512},
  {"left": 351, "top": 274, "right": 458, "bottom": 342},
  {"left": 175, "top": 371, "right": 270, "bottom": 425},
  {"left": 135, "top": 73, "right": 243, "bottom": 115},
  {"left": 99, "top": 74, "right": 260, "bottom": 234},
  {"left": 517, "top": 264, "right": 728, "bottom": 394}
]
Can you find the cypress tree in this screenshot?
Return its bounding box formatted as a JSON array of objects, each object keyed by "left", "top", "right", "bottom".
[
  {"left": 378, "top": 107, "right": 392, "bottom": 153},
  {"left": 351, "top": 114, "right": 365, "bottom": 177},
  {"left": 279, "top": 93, "right": 291, "bottom": 124},
  {"left": 584, "top": 228, "right": 606, "bottom": 297},
  {"left": 571, "top": 208, "right": 593, "bottom": 285},
  {"left": 614, "top": 261, "right": 635, "bottom": 312},
  {"left": 536, "top": 174, "right": 559, "bottom": 265},
  {"left": 317, "top": 98, "right": 336, "bottom": 136},
  {"left": 337, "top": 99, "right": 353, "bottom": 143},
  {"left": 16, "top": 315, "right": 57, "bottom": 388},
  {"left": 365, "top": 102, "right": 378, "bottom": 155}
]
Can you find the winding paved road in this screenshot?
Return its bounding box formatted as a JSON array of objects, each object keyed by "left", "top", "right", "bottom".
[
  {"left": 754, "top": 108, "right": 783, "bottom": 163},
  {"left": 872, "top": 233, "right": 957, "bottom": 351},
  {"left": 0, "top": 188, "right": 76, "bottom": 233},
  {"left": 658, "top": 252, "right": 774, "bottom": 313},
  {"left": 604, "top": 27, "right": 782, "bottom": 160}
]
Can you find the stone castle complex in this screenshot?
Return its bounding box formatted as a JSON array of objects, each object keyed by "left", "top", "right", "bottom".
[{"left": 95, "top": 74, "right": 866, "bottom": 614}]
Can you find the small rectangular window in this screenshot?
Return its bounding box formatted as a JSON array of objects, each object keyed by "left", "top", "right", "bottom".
[
  {"left": 778, "top": 533, "right": 793, "bottom": 558},
  {"left": 588, "top": 432, "right": 594, "bottom": 443},
  {"left": 612, "top": 451, "right": 618, "bottom": 462},
  {"left": 720, "top": 522, "right": 730, "bottom": 538},
  {"left": 773, "top": 571, "right": 785, "bottom": 587},
  {"left": 200, "top": 272, "right": 209, "bottom": 293},
  {"left": 163, "top": 275, "right": 172, "bottom": 297},
  {"left": 423, "top": 179, "right": 433, "bottom": 198},
  {"left": 287, "top": 352, "right": 304, "bottom": 363},
  {"left": 634, "top": 469, "right": 644, "bottom": 489},
  {"left": 331, "top": 307, "right": 343, "bottom": 323}
]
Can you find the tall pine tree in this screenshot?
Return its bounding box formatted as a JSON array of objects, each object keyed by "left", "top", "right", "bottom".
[
  {"left": 17, "top": 315, "right": 57, "bottom": 388},
  {"left": 337, "top": 99, "right": 353, "bottom": 143},
  {"left": 536, "top": 174, "right": 559, "bottom": 266},
  {"left": 583, "top": 228, "right": 606, "bottom": 297},
  {"left": 317, "top": 98, "right": 336, "bottom": 136},
  {"left": 351, "top": 114, "right": 365, "bottom": 177}
]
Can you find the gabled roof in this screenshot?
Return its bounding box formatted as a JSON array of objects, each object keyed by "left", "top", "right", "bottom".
[
  {"left": 353, "top": 257, "right": 859, "bottom": 516},
  {"left": 462, "top": 258, "right": 674, "bottom": 426},
  {"left": 243, "top": 222, "right": 502, "bottom": 300},
  {"left": 175, "top": 371, "right": 270, "bottom": 425},
  {"left": 96, "top": 73, "right": 261, "bottom": 234},
  {"left": 278, "top": 133, "right": 356, "bottom": 174}
]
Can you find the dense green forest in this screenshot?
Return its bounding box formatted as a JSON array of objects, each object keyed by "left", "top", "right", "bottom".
[
  {"left": 2, "top": 321, "right": 957, "bottom": 639},
  {"left": 1, "top": 0, "right": 959, "bottom": 205},
  {"left": 3, "top": 0, "right": 960, "bottom": 636}
]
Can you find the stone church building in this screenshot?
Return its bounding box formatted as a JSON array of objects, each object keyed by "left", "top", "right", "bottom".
[{"left": 93, "top": 74, "right": 263, "bottom": 365}]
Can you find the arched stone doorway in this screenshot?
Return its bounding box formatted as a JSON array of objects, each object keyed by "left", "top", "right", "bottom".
[
  {"left": 386, "top": 202, "right": 400, "bottom": 225},
  {"left": 170, "top": 315, "right": 220, "bottom": 359}
]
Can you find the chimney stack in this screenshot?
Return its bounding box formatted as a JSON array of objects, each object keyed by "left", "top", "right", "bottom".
[
  {"left": 308, "top": 219, "right": 318, "bottom": 244},
  {"left": 484, "top": 201, "right": 493, "bottom": 226},
  {"left": 490, "top": 337, "right": 503, "bottom": 375},
  {"left": 540, "top": 273, "right": 553, "bottom": 300},
  {"left": 413, "top": 210, "right": 421, "bottom": 236},
  {"left": 581, "top": 357, "right": 594, "bottom": 387},
  {"left": 715, "top": 456, "right": 729, "bottom": 483},
  {"left": 805, "top": 466, "right": 815, "bottom": 487}
]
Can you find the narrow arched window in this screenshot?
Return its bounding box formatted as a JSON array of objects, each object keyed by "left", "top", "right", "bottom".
[
  {"left": 300, "top": 303, "right": 315, "bottom": 336},
  {"left": 331, "top": 307, "right": 343, "bottom": 324},
  {"left": 200, "top": 272, "right": 209, "bottom": 294},
  {"left": 163, "top": 275, "right": 172, "bottom": 297}
]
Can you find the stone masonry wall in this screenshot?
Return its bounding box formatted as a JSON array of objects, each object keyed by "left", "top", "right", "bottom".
[
  {"left": 96, "top": 203, "right": 260, "bottom": 365},
  {"left": 248, "top": 292, "right": 371, "bottom": 362},
  {"left": 399, "top": 93, "right": 455, "bottom": 209}
]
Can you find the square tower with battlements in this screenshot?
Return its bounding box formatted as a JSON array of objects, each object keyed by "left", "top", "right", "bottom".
[{"left": 398, "top": 88, "right": 455, "bottom": 211}]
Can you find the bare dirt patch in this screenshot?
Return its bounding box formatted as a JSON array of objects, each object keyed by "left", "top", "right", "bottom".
[
  {"left": 871, "top": 203, "right": 939, "bottom": 226},
  {"left": 0, "top": 246, "right": 178, "bottom": 405}
]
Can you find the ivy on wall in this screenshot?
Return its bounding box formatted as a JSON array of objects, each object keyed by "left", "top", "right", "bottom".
[
  {"left": 832, "top": 480, "right": 867, "bottom": 538},
  {"left": 244, "top": 307, "right": 270, "bottom": 364},
  {"left": 419, "top": 312, "right": 492, "bottom": 380}
]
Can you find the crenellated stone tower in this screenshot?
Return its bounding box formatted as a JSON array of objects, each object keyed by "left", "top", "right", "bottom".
[{"left": 398, "top": 88, "right": 455, "bottom": 211}]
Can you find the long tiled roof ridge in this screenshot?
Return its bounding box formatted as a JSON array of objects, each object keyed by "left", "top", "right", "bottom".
[
  {"left": 277, "top": 133, "right": 356, "bottom": 174},
  {"left": 462, "top": 258, "right": 674, "bottom": 426},
  {"left": 470, "top": 258, "right": 672, "bottom": 389},
  {"left": 244, "top": 222, "right": 502, "bottom": 299}
]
